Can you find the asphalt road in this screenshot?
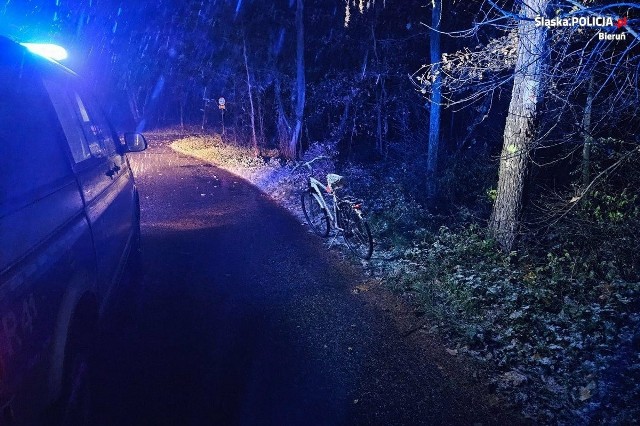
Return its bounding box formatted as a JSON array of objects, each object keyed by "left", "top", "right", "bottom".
[{"left": 89, "top": 137, "right": 512, "bottom": 425}]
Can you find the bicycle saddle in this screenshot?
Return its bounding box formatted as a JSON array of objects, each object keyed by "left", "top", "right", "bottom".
[{"left": 326, "top": 173, "right": 345, "bottom": 190}]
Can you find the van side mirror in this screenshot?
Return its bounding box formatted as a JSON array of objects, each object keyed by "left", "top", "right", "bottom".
[{"left": 123, "top": 133, "right": 147, "bottom": 152}]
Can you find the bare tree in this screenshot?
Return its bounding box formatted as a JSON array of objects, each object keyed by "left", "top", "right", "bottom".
[
  {"left": 414, "top": 0, "right": 640, "bottom": 249},
  {"left": 427, "top": 0, "right": 443, "bottom": 200},
  {"left": 287, "top": 0, "right": 306, "bottom": 160},
  {"left": 489, "top": 0, "right": 550, "bottom": 250},
  {"left": 243, "top": 37, "right": 259, "bottom": 156},
  {"left": 581, "top": 76, "right": 595, "bottom": 188}
]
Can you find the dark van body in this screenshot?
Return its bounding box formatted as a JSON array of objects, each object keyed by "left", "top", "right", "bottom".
[{"left": 0, "top": 37, "right": 146, "bottom": 423}]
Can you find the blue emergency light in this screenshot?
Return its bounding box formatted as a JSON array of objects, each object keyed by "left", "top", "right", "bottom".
[{"left": 20, "top": 42, "right": 68, "bottom": 61}]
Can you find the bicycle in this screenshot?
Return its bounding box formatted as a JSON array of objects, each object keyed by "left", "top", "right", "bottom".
[{"left": 301, "top": 171, "right": 374, "bottom": 260}]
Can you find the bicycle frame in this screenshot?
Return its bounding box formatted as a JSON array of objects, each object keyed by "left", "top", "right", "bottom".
[
  {"left": 308, "top": 175, "right": 365, "bottom": 230},
  {"left": 303, "top": 172, "right": 373, "bottom": 260},
  {"left": 308, "top": 176, "right": 341, "bottom": 230}
]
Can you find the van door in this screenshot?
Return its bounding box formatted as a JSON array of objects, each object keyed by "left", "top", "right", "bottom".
[
  {"left": 0, "top": 49, "right": 95, "bottom": 422},
  {"left": 45, "top": 82, "right": 137, "bottom": 300}
]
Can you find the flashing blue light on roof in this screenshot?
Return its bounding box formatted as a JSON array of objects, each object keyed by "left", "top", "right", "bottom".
[{"left": 20, "top": 43, "right": 68, "bottom": 61}]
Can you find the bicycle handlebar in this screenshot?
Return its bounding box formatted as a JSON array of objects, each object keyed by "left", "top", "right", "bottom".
[{"left": 292, "top": 155, "right": 330, "bottom": 172}]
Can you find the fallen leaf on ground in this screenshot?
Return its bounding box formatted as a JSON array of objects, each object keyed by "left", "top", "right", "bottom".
[
  {"left": 501, "top": 370, "right": 527, "bottom": 387},
  {"left": 352, "top": 284, "right": 370, "bottom": 294},
  {"left": 579, "top": 381, "right": 596, "bottom": 401}
]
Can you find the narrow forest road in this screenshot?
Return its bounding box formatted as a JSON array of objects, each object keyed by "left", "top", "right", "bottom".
[{"left": 89, "top": 135, "right": 522, "bottom": 425}]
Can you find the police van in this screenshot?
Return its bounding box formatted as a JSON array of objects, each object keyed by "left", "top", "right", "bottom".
[{"left": 0, "top": 36, "right": 146, "bottom": 423}]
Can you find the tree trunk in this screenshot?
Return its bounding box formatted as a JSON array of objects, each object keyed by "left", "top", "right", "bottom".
[
  {"left": 128, "top": 88, "right": 141, "bottom": 123},
  {"left": 256, "top": 89, "right": 265, "bottom": 153},
  {"left": 233, "top": 80, "right": 239, "bottom": 144},
  {"left": 243, "top": 38, "right": 258, "bottom": 156},
  {"left": 179, "top": 98, "right": 185, "bottom": 131},
  {"left": 334, "top": 90, "right": 353, "bottom": 142},
  {"left": 489, "top": 0, "right": 549, "bottom": 251},
  {"left": 426, "top": 0, "right": 442, "bottom": 200},
  {"left": 376, "top": 89, "right": 383, "bottom": 155},
  {"left": 375, "top": 80, "right": 387, "bottom": 157},
  {"left": 201, "top": 87, "right": 207, "bottom": 130},
  {"left": 274, "top": 77, "right": 291, "bottom": 156},
  {"left": 287, "top": 0, "right": 306, "bottom": 160},
  {"left": 382, "top": 80, "right": 389, "bottom": 158},
  {"left": 582, "top": 77, "right": 595, "bottom": 188}
]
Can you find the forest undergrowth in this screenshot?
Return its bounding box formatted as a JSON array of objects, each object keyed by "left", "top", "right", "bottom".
[{"left": 169, "top": 129, "right": 640, "bottom": 424}]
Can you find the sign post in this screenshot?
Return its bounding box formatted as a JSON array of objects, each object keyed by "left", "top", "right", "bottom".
[{"left": 218, "top": 97, "right": 226, "bottom": 135}]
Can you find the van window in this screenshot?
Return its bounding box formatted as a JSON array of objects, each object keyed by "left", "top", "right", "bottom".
[
  {"left": 45, "top": 83, "right": 119, "bottom": 163},
  {"left": 0, "top": 56, "right": 72, "bottom": 205},
  {"left": 77, "top": 92, "right": 119, "bottom": 156},
  {"left": 44, "top": 81, "right": 93, "bottom": 163}
]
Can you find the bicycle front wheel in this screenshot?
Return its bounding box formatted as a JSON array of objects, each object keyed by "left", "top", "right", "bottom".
[
  {"left": 301, "top": 190, "right": 330, "bottom": 237},
  {"left": 342, "top": 208, "right": 373, "bottom": 260}
]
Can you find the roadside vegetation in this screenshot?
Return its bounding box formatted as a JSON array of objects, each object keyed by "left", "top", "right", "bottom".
[{"left": 170, "top": 129, "right": 640, "bottom": 424}]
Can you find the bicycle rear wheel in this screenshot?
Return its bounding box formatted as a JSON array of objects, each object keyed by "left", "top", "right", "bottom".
[
  {"left": 301, "top": 190, "right": 330, "bottom": 237},
  {"left": 342, "top": 207, "right": 373, "bottom": 260}
]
